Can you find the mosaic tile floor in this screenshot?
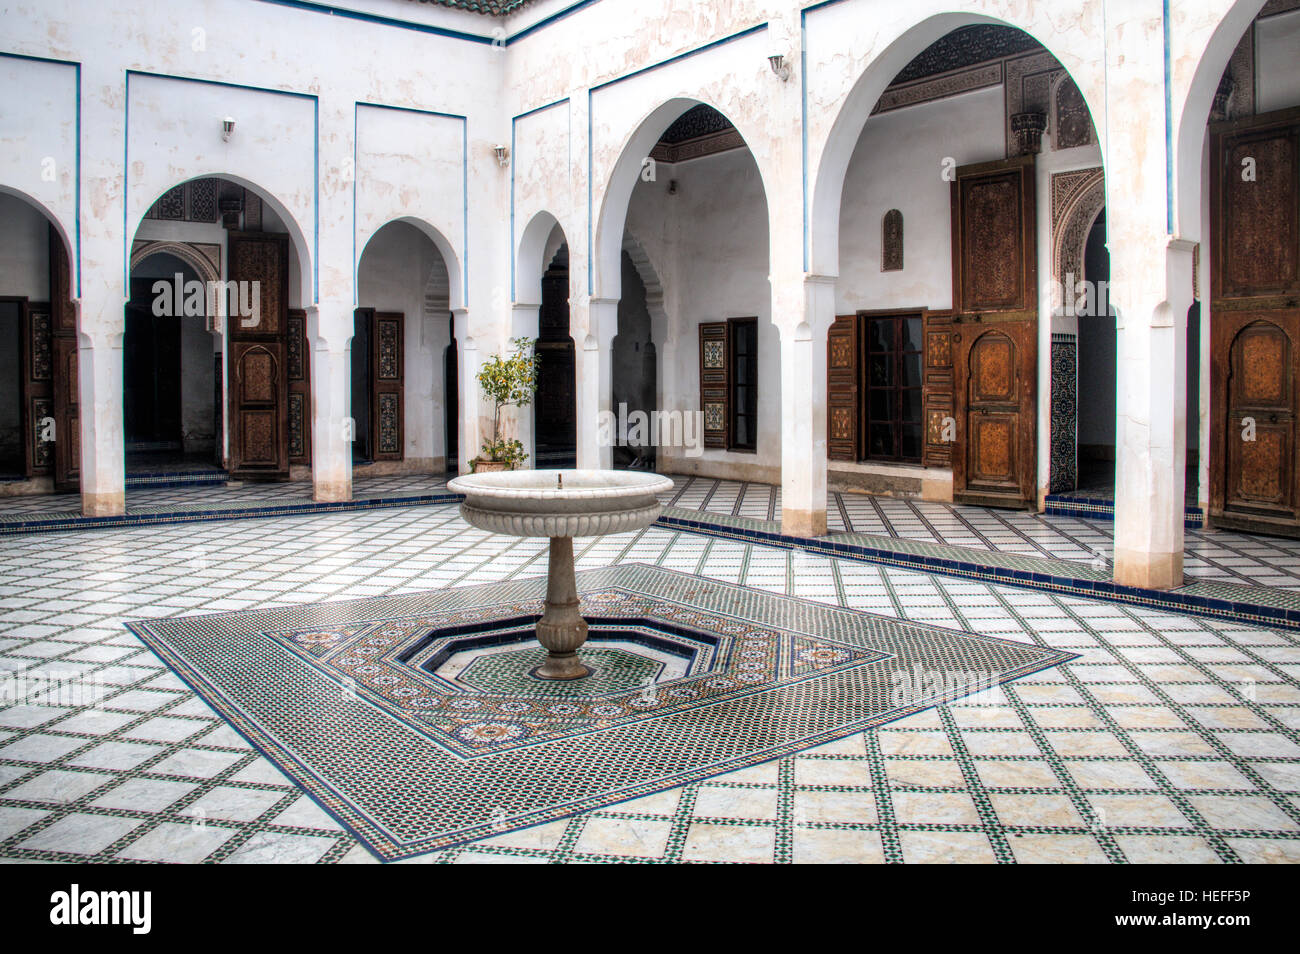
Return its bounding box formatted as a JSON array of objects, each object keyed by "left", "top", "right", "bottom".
[
  {"left": 7, "top": 472, "right": 1296, "bottom": 597},
  {"left": 661, "top": 476, "right": 1300, "bottom": 593},
  {"left": 1, "top": 501, "right": 1298, "bottom": 863},
  {"left": 0, "top": 474, "right": 452, "bottom": 520}
]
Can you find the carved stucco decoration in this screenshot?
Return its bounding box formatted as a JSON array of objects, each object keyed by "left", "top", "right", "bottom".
[
  {"left": 1011, "top": 112, "right": 1047, "bottom": 155},
  {"left": 1003, "top": 52, "right": 1060, "bottom": 157},
  {"left": 130, "top": 240, "right": 222, "bottom": 286},
  {"left": 1213, "top": 28, "right": 1255, "bottom": 122},
  {"left": 1050, "top": 167, "right": 1106, "bottom": 301},
  {"left": 1051, "top": 75, "right": 1096, "bottom": 150}
]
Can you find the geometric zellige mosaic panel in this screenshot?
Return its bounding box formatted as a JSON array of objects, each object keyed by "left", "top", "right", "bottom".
[{"left": 127, "top": 564, "right": 1075, "bottom": 860}]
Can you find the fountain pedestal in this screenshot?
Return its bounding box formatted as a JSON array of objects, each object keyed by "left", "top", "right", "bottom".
[
  {"left": 533, "top": 537, "right": 589, "bottom": 679},
  {"left": 446, "top": 469, "right": 674, "bottom": 680}
]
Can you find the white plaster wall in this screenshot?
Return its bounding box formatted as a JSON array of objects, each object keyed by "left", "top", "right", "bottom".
[
  {"left": 1257, "top": 9, "right": 1300, "bottom": 113},
  {"left": 355, "top": 104, "right": 466, "bottom": 311},
  {"left": 125, "top": 74, "right": 317, "bottom": 305},
  {"left": 624, "top": 146, "right": 778, "bottom": 476},
  {"left": 0, "top": 192, "right": 52, "bottom": 299},
  {"left": 357, "top": 221, "right": 451, "bottom": 465},
  {"left": 835, "top": 87, "right": 1004, "bottom": 315},
  {"left": 0, "top": 56, "right": 77, "bottom": 259}
]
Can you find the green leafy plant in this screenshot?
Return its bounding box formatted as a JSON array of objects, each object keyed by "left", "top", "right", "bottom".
[{"left": 476, "top": 337, "right": 538, "bottom": 467}]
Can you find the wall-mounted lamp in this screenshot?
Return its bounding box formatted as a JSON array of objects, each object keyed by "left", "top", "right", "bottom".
[
  {"left": 667, "top": 179, "right": 678, "bottom": 196},
  {"left": 493, "top": 144, "right": 510, "bottom": 167},
  {"left": 221, "top": 116, "right": 236, "bottom": 143},
  {"left": 768, "top": 54, "right": 791, "bottom": 83}
]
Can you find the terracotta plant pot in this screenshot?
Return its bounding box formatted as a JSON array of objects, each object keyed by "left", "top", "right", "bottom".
[{"left": 471, "top": 458, "right": 511, "bottom": 473}]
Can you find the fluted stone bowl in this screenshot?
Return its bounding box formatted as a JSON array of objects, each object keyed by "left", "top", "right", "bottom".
[{"left": 447, "top": 469, "right": 674, "bottom": 538}]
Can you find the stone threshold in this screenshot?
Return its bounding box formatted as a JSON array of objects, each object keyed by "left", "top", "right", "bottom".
[{"left": 656, "top": 506, "right": 1300, "bottom": 633}]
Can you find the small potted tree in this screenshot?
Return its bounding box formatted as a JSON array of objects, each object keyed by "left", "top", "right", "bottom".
[{"left": 473, "top": 336, "right": 538, "bottom": 473}]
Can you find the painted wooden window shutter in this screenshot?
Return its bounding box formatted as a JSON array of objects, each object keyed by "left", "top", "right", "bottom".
[
  {"left": 699, "top": 321, "right": 730, "bottom": 449},
  {"left": 826, "top": 315, "right": 859, "bottom": 461},
  {"left": 922, "top": 310, "right": 955, "bottom": 468}
]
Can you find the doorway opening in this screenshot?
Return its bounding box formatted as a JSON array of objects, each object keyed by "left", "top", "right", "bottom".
[{"left": 535, "top": 243, "right": 576, "bottom": 468}]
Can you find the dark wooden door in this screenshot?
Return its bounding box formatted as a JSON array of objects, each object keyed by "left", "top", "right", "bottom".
[
  {"left": 950, "top": 156, "right": 1037, "bottom": 508},
  {"left": 226, "top": 231, "right": 289, "bottom": 479},
  {"left": 1209, "top": 108, "right": 1300, "bottom": 535},
  {"left": 50, "top": 227, "right": 79, "bottom": 493},
  {"left": 287, "top": 308, "right": 311, "bottom": 467},
  {"left": 370, "top": 311, "right": 404, "bottom": 461},
  {"left": 826, "top": 315, "right": 859, "bottom": 461},
  {"left": 16, "top": 299, "right": 53, "bottom": 478}
]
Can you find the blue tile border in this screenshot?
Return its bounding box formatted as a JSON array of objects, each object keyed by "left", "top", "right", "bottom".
[{"left": 1044, "top": 494, "right": 1204, "bottom": 528}]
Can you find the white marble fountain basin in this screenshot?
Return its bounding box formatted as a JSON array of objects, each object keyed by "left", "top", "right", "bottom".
[{"left": 447, "top": 469, "right": 674, "bottom": 538}]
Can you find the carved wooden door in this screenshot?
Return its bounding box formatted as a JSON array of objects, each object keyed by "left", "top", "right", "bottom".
[
  {"left": 17, "top": 299, "right": 53, "bottom": 478},
  {"left": 1209, "top": 107, "right": 1300, "bottom": 535},
  {"left": 287, "top": 308, "right": 311, "bottom": 467},
  {"left": 950, "top": 156, "right": 1037, "bottom": 508},
  {"left": 826, "top": 315, "right": 859, "bottom": 461},
  {"left": 50, "top": 228, "right": 79, "bottom": 492},
  {"left": 1219, "top": 316, "right": 1299, "bottom": 527},
  {"left": 954, "top": 324, "right": 1036, "bottom": 507},
  {"left": 226, "top": 232, "right": 289, "bottom": 479},
  {"left": 370, "top": 312, "right": 404, "bottom": 462}
]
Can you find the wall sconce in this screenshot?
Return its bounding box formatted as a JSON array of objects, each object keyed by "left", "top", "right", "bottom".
[
  {"left": 221, "top": 116, "right": 236, "bottom": 143},
  {"left": 768, "top": 54, "right": 791, "bottom": 82},
  {"left": 493, "top": 144, "right": 510, "bottom": 167},
  {"left": 667, "top": 179, "right": 678, "bottom": 196}
]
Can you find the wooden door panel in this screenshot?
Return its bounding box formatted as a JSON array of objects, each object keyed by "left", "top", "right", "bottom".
[
  {"left": 953, "top": 322, "right": 1036, "bottom": 508},
  {"left": 1209, "top": 110, "right": 1300, "bottom": 535},
  {"left": 226, "top": 232, "right": 289, "bottom": 479},
  {"left": 49, "top": 227, "right": 79, "bottom": 492},
  {"left": 950, "top": 157, "right": 1037, "bottom": 509},
  {"left": 951, "top": 156, "right": 1036, "bottom": 319},
  {"left": 19, "top": 301, "right": 54, "bottom": 477},
  {"left": 698, "top": 322, "right": 730, "bottom": 450},
  {"left": 968, "top": 333, "right": 1015, "bottom": 402},
  {"left": 1212, "top": 110, "right": 1300, "bottom": 302},
  {"left": 371, "top": 312, "right": 404, "bottom": 461},
  {"left": 287, "top": 309, "right": 311, "bottom": 466},
  {"left": 826, "top": 315, "right": 859, "bottom": 461},
  {"left": 968, "top": 413, "right": 1020, "bottom": 488},
  {"left": 1217, "top": 315, "right": 1298, "bottom": 523},
  {"left": 922, "top": 311, "right": 954, "bottom": 467},
  {"left": 1229, "top": 425, "right": 1290, "bottom": 506},
  {"left": 52, "top": 333, "right": 79, "bottom": 490}
]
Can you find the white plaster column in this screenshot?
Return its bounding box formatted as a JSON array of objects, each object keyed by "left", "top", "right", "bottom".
[
  {"left": 457, "top": 311, "right": 482, "bottom": 472},
  {"left": 511, "top": 302, "right": 541, "bottom": 467},
  {"left": 1110, "top": 240, "right": 1192, "bottom": 589},
  {"left": 575, "top": 297, "right": 618, "bottom": 470},
  {"left": 777, "top": 275, "right": 835, "bottom": 536},
  {"left": 1105, "top": 10, "right": 1190, "bottom": 590},
  {"left": 74, "top": 54, "right": 128, "bottom": 517},
  {"left": 307, "top": 305, "right": 352, "bottom": 502},
  {"left": 77, "top": 319, "right": 126, "bottom": 517}
]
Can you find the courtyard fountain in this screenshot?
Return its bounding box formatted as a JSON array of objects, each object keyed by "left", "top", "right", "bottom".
[{"left": 446, "top": 469, "right": 674, "bottom": 679}]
